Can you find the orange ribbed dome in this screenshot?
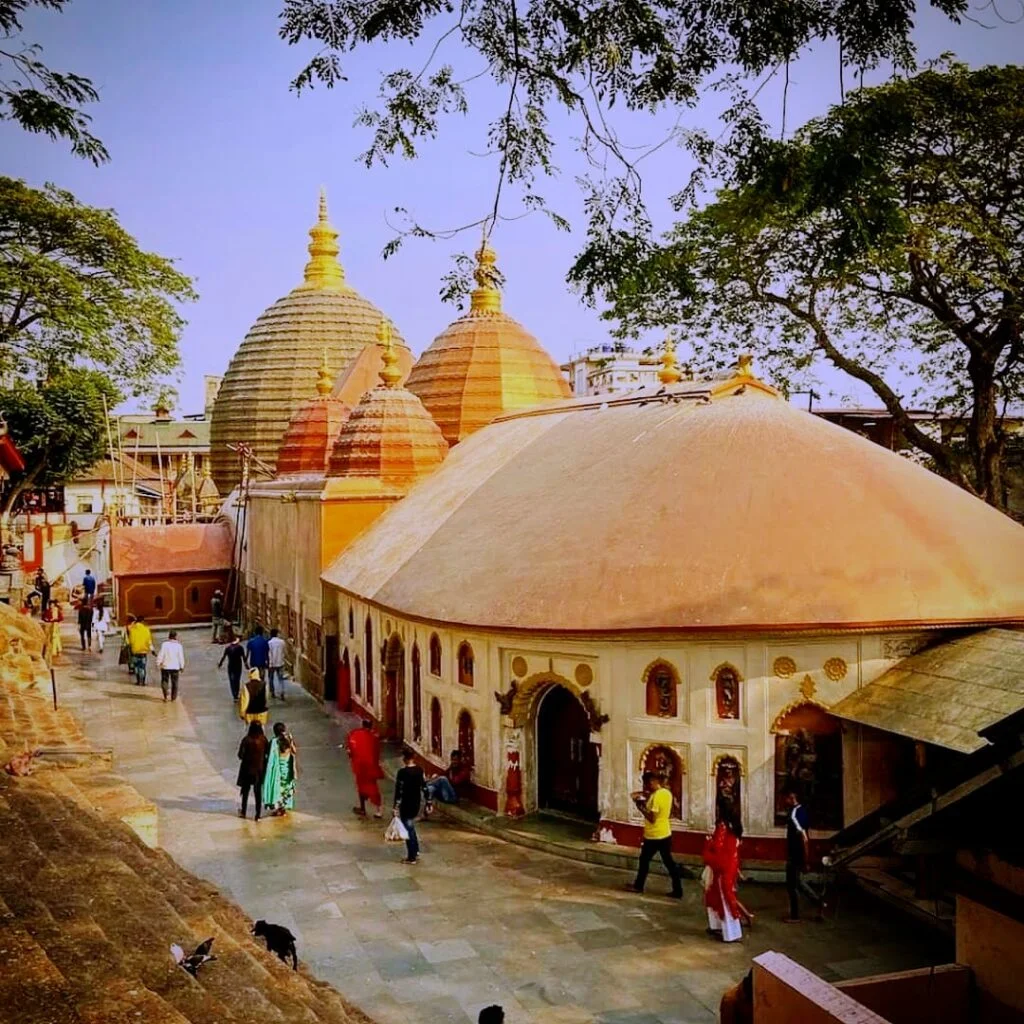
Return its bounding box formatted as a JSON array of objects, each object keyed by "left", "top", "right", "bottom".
[
  {"left": 405, "top": 241, "right": 570, "bottom": 446},
  {"left": 328, "top": 322, "right": 449, "bottom": 488},
  {"left": 209, "top": 190, "right": 409, "bottom": 492},
  {"left": 275, "top": 354, "right": 353, "bottom": 476}
]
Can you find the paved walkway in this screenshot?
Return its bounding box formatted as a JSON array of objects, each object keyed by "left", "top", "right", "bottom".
[{"left": 57, "top": 628, "right": 949, "bottom": 1024}]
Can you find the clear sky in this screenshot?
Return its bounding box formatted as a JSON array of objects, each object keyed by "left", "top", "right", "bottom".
[{"left": 3, "top": 1, "right": 1021, "bottom": 413}]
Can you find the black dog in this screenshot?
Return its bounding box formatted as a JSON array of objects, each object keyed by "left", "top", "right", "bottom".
[{"left": 252, "top": 920, "right": 297, "bottom": 970}]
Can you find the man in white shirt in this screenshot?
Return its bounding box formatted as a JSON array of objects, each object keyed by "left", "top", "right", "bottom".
[
  {"left": 267, "top": 627, "right": 287, "bottom": 701},
  {"left": 157, "top": 630, "right": 186, "bottom": 702}
]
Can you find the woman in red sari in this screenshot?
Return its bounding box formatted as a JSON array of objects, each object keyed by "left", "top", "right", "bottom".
[
  {"left": 702, "top": 816, "right": 754, "bottom": 942},
  {"left": 345, "top": 719, "right": 384, "bottom": 817}
]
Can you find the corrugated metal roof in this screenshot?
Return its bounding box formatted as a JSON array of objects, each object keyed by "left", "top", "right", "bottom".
[{"left": 831, "top": 629, "right": 1024, "bottom": 754}]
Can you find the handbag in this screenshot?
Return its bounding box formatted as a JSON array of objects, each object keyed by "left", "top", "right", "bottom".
[
  {"left": 383, "top": 813, "right": 409, "bottom": 842},
  {"left": 118, "top": 642, "right": 130, "bottom": 666}
]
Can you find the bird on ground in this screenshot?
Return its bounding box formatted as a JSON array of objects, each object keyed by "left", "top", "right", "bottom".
[{"left": 171, "top": 937, "right": 216, "bottom": 976}]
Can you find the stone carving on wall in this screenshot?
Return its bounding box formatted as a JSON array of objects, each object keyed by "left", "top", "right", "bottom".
[
  {"left": 711, "top": 754, "right": 743, "bottom": 825},
  {"left": 504, "top": 748, "right": 525, "bottom": 817},
  {"left": 712, "top": 663, "right": 741, "bottom": 720},
  {"left": 574, "top": 663, "right": 594, "bottom": 687},
  {"left": 644, "top": 659, "right": 679, "bottom": 718},
  {"left": 823, "top": 657, "right": 847, "bottom": 681},
  {"left": 580, "top": 690, "right": 609, "bottom": 732},
  {"left": 494, "top": 681, "right": 518, "bottom": 715},
  {"left": 799, "top": 674, "right": 817, "bottom": 700},
  {"left": 773, "top": 656, "right": 797, "bottom": 678},
  {"left": 882, "top": 635, "right": 930, "bottom": 659},
  {"left": 640, "top": 744, "right": 684, "bottom": 819},
  {"left": 511, "top": 655, "right": 528, "bottom": 678}
]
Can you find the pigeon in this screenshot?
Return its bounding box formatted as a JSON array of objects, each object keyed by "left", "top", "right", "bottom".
[{"left": 171, "top": 937, "right": 216, "bottom": 976}]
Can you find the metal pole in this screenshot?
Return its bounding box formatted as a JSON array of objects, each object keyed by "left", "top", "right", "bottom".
[{"left": 50, "top": 666, "right": 58, "bottom": 710}]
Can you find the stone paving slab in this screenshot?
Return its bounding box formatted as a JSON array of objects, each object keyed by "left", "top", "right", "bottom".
[{"left": 55, "top": 627, "right": 951, "bottom": 1024}]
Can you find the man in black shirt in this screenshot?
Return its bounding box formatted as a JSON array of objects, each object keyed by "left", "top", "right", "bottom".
[
  {"left": 217, "top": 632, "right": 248, "bottom": 700},
  {"left": 393, "top": 749, "right": 425, "bottom": 864}
]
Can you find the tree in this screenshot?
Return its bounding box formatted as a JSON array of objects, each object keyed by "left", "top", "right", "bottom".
[
  {"left": 278, "top": 0, "right": 969, "bottom": 286},
  {"left": 0, "top": 176, "right": 196, "bottom": 389},
  {"left": 578, "top": 63, "right": 1024, "bottom": 510},
  {"left": 1, "top": 0, "right": 107, "bottom": 163},
  {"left": 0, "top": 368, "right": 119, "bottom": 517}
]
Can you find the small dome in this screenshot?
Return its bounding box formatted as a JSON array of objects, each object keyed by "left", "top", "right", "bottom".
[
  {"left": 275, "top": 353, "right": 353, "bottom": 476},
  {"left": 328, "top": 321, "right": 449, "bottom": 488},
  {"left": 209, "top": 190, "right": 410, "bottom": 492},
  {"left": 405, "top": 241, "right": 571, "bottom": 446}
]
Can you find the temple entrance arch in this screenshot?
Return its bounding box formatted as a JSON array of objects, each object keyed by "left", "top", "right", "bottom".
[
  {"left": 536, "top": 684, "right": 599, "bottom": 821},
  {"left": 383, "top": 633, "right": 405, "bottom": 741}
]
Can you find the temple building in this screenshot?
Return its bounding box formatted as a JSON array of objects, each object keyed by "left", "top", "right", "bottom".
[
  {"left": 320, "top": 347, "right": 1024, "bottom": 860},
  {"left": 208, "top": 192, "right": 413, "bottom": 493}
]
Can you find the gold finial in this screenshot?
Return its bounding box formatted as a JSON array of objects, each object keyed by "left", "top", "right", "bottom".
[
  {"left": 737, "top": 353, "right": 754, "bottom": 377},
  {"left": 300, "top": 187, "right": 346, "bottom": 290},
  {"left": 658, "top": 333, "right": 682, "bottom": 385},
  {"left": 377, "top": 318, "right": 402, "bottom": 388},
  {"left": 469, "top": 237, "right": 502, "bottom": 314},
  {"left": 316, "top": 348, "right": 332, "bottom": 396}
]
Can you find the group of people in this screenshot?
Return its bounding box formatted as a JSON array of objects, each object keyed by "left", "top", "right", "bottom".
[
  {"left": 236, "top": 720, "right": 299, "bottom": 821},
  {"left": 218, "top": 625, "right": 288, "bottom": 702},
  {"left": 626, "top": 771, "right": 818, "bottom": 941},
  {"left": 120, "top": 614, "right": 187, "bottom": 701}
]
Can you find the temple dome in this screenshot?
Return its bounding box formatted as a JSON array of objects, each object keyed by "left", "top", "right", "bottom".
[
  {"left": 209, "top": 191, "right": 410, "bottom": 492},
  {"left": 324, "top": 357, "right": 1024, "bottom": 633},
  {"left": 327, "top": 321, "right": 449, "bottom": 489},
  {"left": 405, "top": 240, "right": 571, "bottom": 446},
  {"left": 275, "top": 353, "right": 353, "bottom": 477}
]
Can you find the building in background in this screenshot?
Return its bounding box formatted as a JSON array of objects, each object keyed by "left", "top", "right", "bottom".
[
  {"left": 64, "top": 452, "right": 163, "bottom": 530},
  {"left": 561, "top": 343, "right": 664, "bottom": 396}
]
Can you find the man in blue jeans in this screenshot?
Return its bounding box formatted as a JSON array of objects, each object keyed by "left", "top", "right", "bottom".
[
  {"left": 82, "top": 569, "right": 96, "bottom": 600},
  {"left": 267, "top": 627, "right": 287, "bottom": 700},
  {"left": 393, "top": 749, "right": 425, "bottom": 864},
  {"left": 424, "top": 750, "right": 471, "bottom": 814},
  {"left": 246, "top": 625, "right": 269, "bottom": 682}
]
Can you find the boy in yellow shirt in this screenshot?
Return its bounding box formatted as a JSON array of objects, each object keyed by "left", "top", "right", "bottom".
[
  {"left": 625, "top": 771, "right": 683, "bottom": 898},
  {"left": 127, "top": 616, "right": 154, "bottom": 687}
]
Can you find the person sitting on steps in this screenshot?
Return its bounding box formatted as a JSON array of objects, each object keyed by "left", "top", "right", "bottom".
[{"left": 423, "top": 749, "right": 471, "bottom": 816}]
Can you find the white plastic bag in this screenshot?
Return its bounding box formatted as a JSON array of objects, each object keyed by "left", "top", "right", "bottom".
[{"left": 384, "top": 815, "right": 408, "bottom": 842}]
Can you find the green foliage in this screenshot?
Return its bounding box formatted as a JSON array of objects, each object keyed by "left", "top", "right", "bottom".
[
  {"left": 0, "top": 367, "right": 120, "bottom": 514},
  {"left": 581, "top": 63, "right": 1024, "bottom": 508},
  {"left": 0, "top": 176, "right": 197, "bottom": 393},
  {"left": 278, "top": 0, "right": 968, "bottom": 285},
  {"left": 0, "top": 0, "right": 108, "bottom": 163}
]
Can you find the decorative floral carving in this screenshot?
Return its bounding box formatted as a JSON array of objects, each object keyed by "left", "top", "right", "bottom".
[
  {"left": 580, "top": 691, "right": 610, "bottom": 732},
  {"left": 511, "top": 655, "right": 528, "bottom": 678},
  {"left": 575, "top": 663, "right": 594, "bottom": 687},
  {"left": 823, "top": 657, "right": 847, "bottom": 681},
  {"left": 494, "top": 681, "right": 518, "bottom": 715},
  {"left": 773, "top": 656, "right": 797, "bottom": 678},
  {"left": 799, "top": 674, "right": 817, "bottom": 700}
]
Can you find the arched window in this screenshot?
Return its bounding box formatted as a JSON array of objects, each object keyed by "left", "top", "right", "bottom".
[
  {"left": 429, "top": 633, "right": 442, "bottom": 676},
  {"left": 714, "top": 756, "right": 742, "bottom": 826},
  {"left": 640, "top": 744, "right": 684, "bottom": 819},
  {"left": 713, "top": 664, "right": 741, "bottom": 720},
  {"left": 354, "top": 655, "right": 362, "bottom": 696},
  {"left": 773, "top": 703, "right": 843, "bottom": 831},
  {"left": 430, "top": 697, "right": 443, "bottom": 756},
  {"left": 365, "top": 616, "right": 374, "bottom": 703},
  {"left": 644, "top": 659, "right": 679, "bottom": 717},
  {"left": 457, "top": 709, "right": 475, "bottom": 766},
  {"left": 457, "top": 642, "right": 474, "bottom": 687},
  {"left": 348, "top": 607, "right": 354, "bottom": 637},
  {"left": 412, "top": 643, "right": 422, "bottom": 742},
  {"left": 154, "top": 594, "right": 163, "bottom": 611}
]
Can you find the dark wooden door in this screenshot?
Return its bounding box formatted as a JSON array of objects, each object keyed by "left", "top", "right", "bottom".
[
  {"left": 384, "top": 670, "right": 400, "bottom": 740},
  {"left": 337, "top": 647, "right": 352, "bottom": 710},
  {"left": 324, "top": 635, "right": 339, "bottom": 703},
  {"left": 538, "top": 686, "right": 599, "bottom": 820}
]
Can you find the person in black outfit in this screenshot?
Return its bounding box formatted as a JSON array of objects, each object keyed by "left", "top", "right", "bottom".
[
  {"left": 783, "top": 789, "right": 812, "bottom": 921},
  {"left": 35, "top": 570, "right": 50, "bottom": 613},
  {"left": 393, "top": 748, "right": 425, "bottom": 864},
  {"left": 237, "top": 721, "right": 269, "bottom": 820},
  {"left": 76, "top": 599, "right": 93, "bottom": 651},
  {"left": 218, "top": 631, "right": 248, "bottom": 700}
]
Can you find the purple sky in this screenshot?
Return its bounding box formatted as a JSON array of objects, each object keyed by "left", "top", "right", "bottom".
[{"left": 4, "top": 1, "right": 1021, "bottom": 413}]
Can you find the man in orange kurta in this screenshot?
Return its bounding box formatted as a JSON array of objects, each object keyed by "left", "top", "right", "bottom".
[{"left": 345, "top": 719, "right": 384, "bottom": 817}]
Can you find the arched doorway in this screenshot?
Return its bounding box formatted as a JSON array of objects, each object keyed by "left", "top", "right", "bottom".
[
  {"left": 384, "top": 633, "right": 405, "bottom": 741},
  {"left": 773, "top": 702, "right": 843, "bottom": 831},
  {"left": 411, "top": 643, "right": 422, "bottom": 741},
  {"left": 537, "top": 685, "right": 599, "bottom": 821},
  {"left": 457, "top": 709, "right": 475, "bottom": 767},
  {"left": 337, "top": 647, "right": 352, "bottom": 711}
]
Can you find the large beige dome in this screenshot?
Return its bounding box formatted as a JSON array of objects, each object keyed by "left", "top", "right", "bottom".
[
  {"left": 324, "top": 367, "right": 1024, "bottom": 633},
  {"left": 209, "top": 193, "right": 410, "bottom": 492}
]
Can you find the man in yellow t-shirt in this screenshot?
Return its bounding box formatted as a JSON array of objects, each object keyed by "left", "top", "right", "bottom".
[
  {"left": 625, "top": 771, "right": 683, "bottom": 898},
  {"left": 127, "top": 616, "right": 154, "bottom": 687}
]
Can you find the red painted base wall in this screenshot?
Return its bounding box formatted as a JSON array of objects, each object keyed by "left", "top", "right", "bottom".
[{"left": 117, "top": 571, "right": 229, "bottom": 625}]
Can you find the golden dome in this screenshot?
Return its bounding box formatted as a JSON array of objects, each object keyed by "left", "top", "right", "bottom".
[
  {"left": 405, "top": 240, "right": 571, "bottom": 446},
  {"left": 324, "top": 365, "right": 1024, "bottom": 633},
  {"left": 209, "top": 190, "right": 410, "bottom": 492},
  {"left": 327, "top": 320, "right": 449, "bottom": 488},
  {"left": 275, "top": 352, "right": 353, "bottom": 476}
]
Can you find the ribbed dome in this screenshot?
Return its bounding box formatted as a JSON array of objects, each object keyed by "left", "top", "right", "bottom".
[
  {"left": 324, "top": 363, "right": 1024, "bottom": 633},
  {"left": 275, "top": 354, "right": 353, "bottom": 476},
  {"left": 209, "top": 191, "right": 409, "bottom": 492},
  {"left": 328, "top": 322, "right": 449, "bottom": 488},
  {"left": 405, "top": 241, "right": 570, "bottom": 446}
]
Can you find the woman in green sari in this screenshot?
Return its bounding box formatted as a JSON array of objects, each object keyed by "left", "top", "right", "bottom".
[{"left": 263, "top": 722, "right": 298, "bottom": 816}]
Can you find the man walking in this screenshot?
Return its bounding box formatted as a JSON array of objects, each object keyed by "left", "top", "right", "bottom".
[
  {"left": 393, "top": 749, "right": 425, "bottom": 864},
  {"left": 211, "top": 589, "right": 224, "bottom": 643},
  {"left": 82, "top": 569, "right": 96, "bottom": 601},
  {"left": 267, "top": 627, "right": 286, "bottom": 700},
  {"left": 76, "top": 598, "right": 93, "bottom": 651},
  {"left": 625, "top": 771, "right": 683, "bottom": 899},
  {"left": 783, "top": 789, "right": 814, "bottom": 922},
  {"left": 345, "top": 719, "right": 384, "bottom": 818},
  {"left": 218, "top": 631, "right": 248, "bottom": 700},
  {"left": 127, "top": 615, "right": 154, "bottom": 686},
  {"left": 157, "top": 630, "right": 186, "bottom": 702},
  {"left": 246, "top": 625, "right": 269, "bottom": 683},
  {"left": 35, "top": 570, "right": 51, "bottom": 613}
]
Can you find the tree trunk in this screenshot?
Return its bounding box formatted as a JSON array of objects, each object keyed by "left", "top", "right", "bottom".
[{"left": 966, "top": 353, "right": 1005, "bottom": 509}]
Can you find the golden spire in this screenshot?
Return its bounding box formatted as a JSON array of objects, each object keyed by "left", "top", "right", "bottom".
[
  {"left": 300, "top": 187, "right": 346, "bottom": 290},
  {"left": 469, "top": 236, "right": 502, "bottom": 314},
  {"left": 377, "top": 318, "right": 402, "bottom": 388},
  {"left": 316, "top": 348, "right": 332, "bottom": 396},
  {"left": 658, "top": 333, "right": 682, "bottom": 385},
  {"left": 737, "top": 353, "right": 754, "bottom": 377}
]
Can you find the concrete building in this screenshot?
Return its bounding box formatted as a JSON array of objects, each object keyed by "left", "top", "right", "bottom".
[{"left": 561, "top": 343, "right": 663, "bottom": 396}]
